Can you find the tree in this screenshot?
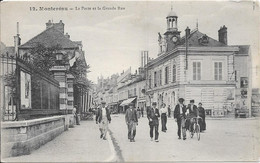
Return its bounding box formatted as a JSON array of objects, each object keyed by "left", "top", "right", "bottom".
[
  {"left": 29, "top": 43, "right": 62, "bottom": 71},
  {"left": 70, "top": 58, "right": 92, "bottom": 96}
]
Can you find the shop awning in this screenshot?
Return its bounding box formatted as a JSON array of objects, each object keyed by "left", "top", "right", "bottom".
[{"left": 120, "top": 97, "right": 136, "bottom": 106}]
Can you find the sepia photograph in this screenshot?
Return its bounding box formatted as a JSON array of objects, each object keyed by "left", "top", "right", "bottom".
[{"left": 1, "top": 0, "right": 260, "bottom": 162}]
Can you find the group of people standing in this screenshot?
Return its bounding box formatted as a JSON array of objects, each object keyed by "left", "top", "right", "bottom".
[
  {"left": 174, "top": 98, "right": 206, "bottom": 140},
  {"left": 95, "top": 98, "right": 206, "bottom": 142}
]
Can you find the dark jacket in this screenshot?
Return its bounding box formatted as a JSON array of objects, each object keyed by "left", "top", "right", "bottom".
[
  {"left": 125, "top": 108, "right": 138, "bottom": 123},
  {"left": 96, "top": 107, "right": 111, "bottom": 123},
  {"left": 198, "top": 107, "right": 205, "bottom": 118},
  {"left": 174, "top": 104, "right": 187, "bottom": 119},
  {"left": 147, "top": 107, "right": 160, "bottom": 125},
  {"left": 187, "top": 104, "right": 199, "bottom": 118}
]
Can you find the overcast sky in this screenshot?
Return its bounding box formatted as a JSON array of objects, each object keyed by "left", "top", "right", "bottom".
[{"left": 1, "top": 1, "right": 259, "bottom": 86}]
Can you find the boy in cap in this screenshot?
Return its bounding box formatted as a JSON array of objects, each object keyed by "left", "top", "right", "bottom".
[
  {"left": 147, "top": 102, "right": 160, "bottom": 142},
  {"left": 96, "top": 101, "right": 111, "bottom": 140},
  {"left": 174, "top": 98, "right": 187, "bottom": 140},
  {"left": 125, "top": 103, "right": 138, "bottom": 142}
]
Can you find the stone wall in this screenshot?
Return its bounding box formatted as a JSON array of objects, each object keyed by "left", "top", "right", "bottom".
[{"left": 1, "top": 116, "right": 66, "bottom": 158}]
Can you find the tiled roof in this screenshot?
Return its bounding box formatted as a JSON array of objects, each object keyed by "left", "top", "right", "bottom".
[
  {"left": 179, "top": 29, "right": 226, "bottom": 47},
  {"left": 20, "top": 27, "right": 78, "bottom": 49}
]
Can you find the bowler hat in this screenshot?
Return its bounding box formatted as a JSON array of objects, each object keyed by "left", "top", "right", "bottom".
[
  {"left": 152, "top": 102, "right": 157, "bottom": 106},
  {"left": 190, "top": 99, "right": 195, "bottom": 103},
  {"left": 178, "top": 98, "right": 184, "bottom": 102},
  {"left": 101, "top": 101, "right": 106, "bottom": 104}
]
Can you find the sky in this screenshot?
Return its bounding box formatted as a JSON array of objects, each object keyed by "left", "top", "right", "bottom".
[{"left": 1, "top": 1, "right": 259, "bottom": 87}]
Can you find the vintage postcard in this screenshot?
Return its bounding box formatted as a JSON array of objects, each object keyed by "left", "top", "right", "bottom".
[{"left": 1, "top": 0, "right": 260, "bottom": 162}]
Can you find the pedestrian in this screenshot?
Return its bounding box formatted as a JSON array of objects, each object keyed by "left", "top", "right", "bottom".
[
  {"left": 96, "top": 101, "right": 111, "bottom": 140},
  {"left": 174, "top": 98, "right": 187, "bottom": 140},
  {"left": 141, "top": 107, "right": 144, "bottom": 117},
  {"left": 160, "top": 103, "right": 167, "bottom": 132},
  {"left": 198, "top": 102, "right": 206, "bottom": 132},
  {"left": 186, "top": 100, "right": 199, "bottom": 132},
  {"left": 168, "top": 105, "right": 171, "bottom": 118},
  {"left": 147, "top": 102, "right": 160, "bottom": 142},
  {"left": 125, "top": 103, "right": 138, "bottom": 142},
  {"left": 73, "top": 105, "right": 80, "bottom": 125},
  {"left": 137, "top": 107, "right": 141, "bottom": 119}
]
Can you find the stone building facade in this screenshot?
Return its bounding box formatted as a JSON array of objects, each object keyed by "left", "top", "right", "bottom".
[{"left": 146, "top": 10, "right": 251, "bottom": 117}]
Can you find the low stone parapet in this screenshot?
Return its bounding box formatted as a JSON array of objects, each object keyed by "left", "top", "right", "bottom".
[{"left": 1, "top": 116, "right": 66, "bottom": 158}]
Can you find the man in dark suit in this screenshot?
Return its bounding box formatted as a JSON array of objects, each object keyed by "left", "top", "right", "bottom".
[
  {"left": 147, "top": 102, "right": 160, "bottom": 142},
  {"left": 186, "top": 100, "right": 199, "bottom": 132},
  {"left": 198, "top": 102, "right": 206, "bottom": 132},
  {"left": 96, "top": 101, "right": 111, "bottom": 140},
  {"left": 125, "top": 103, "right": 138, "bottom": 142},
  {"left": 174, "top": 98, "right": 187, "bottom": 140}
]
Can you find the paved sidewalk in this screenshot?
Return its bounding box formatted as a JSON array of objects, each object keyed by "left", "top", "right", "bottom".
[{"left": 2, "top": 120, "right": 114, "bottom": 162}]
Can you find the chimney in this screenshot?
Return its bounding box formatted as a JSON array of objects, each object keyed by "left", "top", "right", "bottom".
[
  {"left": 46, "top": 20, "right": 53, "bottom": 29},
  {"left": 65, "top": 32, "right": 70, "bottom": 39},
  {"left": 14, "top": 22, "right": 21, "bottom": 55},
  {"left": 185, "top": 26, "right": 190, "bottom": 37},
  {"left": 218, "top": 25, "right": 227, "bottom": 45},
  {"left": 141, "top": 51, "right": 143, "bottom": 67},
  {"left": 55, "top": 20, "right": 65, "bottom": 34},
  {"left": 46, "top": 20, "right": 65, "bottom": 34}
]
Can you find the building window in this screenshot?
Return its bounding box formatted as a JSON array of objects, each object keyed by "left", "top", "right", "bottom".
[
  {"left": 60, "top": 98, "right": 66, "bottom": 104},
  {"left": 159, "top": 70, "right": 162, "bottom": 86},
  {"left": 68, "top": 101, "right": 73, "bottom": 105},
  {"left": 60, "top": 88, "right": 66, "bottom": 93},
  {"left": 56, "top": 53, "right": 63, "bottom": 60},
  {"left": 193, "top": 62, "right": 201, "bottom": 80},
  {"left": 173, "top": 65, "right": 176, "bottom": 83},
  {"left": 154, "top": 71, "right": 157, "bottom": 87},
  {"left": 134, "top": 88, "right": 136, "bottom": 96},
  {"left": 214, "top": 62, "right": 222, "bottom": 80},
  {"left": 165, "top": 66, "right": 169, "bottom": 84},
  {"left": 68, "top": 83, "right": 73, "bottom": 88},
  {"left": 68, "top": 92, "right": 73, "bottom": 97}
]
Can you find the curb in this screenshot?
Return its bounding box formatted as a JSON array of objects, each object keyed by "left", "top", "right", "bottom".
[{"left": 105, "top": 131, "right": 117, "bottom": 162}]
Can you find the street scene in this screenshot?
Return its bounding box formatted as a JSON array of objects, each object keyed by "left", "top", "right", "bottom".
[
  {"left": 1, "top": 1, "right": 260, "bottom": 162},
  {"left": 3, "top": 115, "right": 260, "bottom": 162}
]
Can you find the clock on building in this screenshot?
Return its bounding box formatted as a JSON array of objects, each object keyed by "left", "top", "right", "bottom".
[{"left": 172, "top": 36, "right": 178, "bottom": 43}]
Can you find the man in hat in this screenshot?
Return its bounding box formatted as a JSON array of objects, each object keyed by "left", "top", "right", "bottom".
[
  {"left": 186, "top": 100, "right": 199, "bottom": 132},
  {"left": 125, "top": 103, "right": 138, "bottom": 142},
  {"left": 174, "top": 98, "right": 187, "bottom": 140},
  {"left": 147, "top": 102, "right": 160, "bottom": 142},
  {"left": 96, "top": 101, "right": 111, "bottom": 140}
]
